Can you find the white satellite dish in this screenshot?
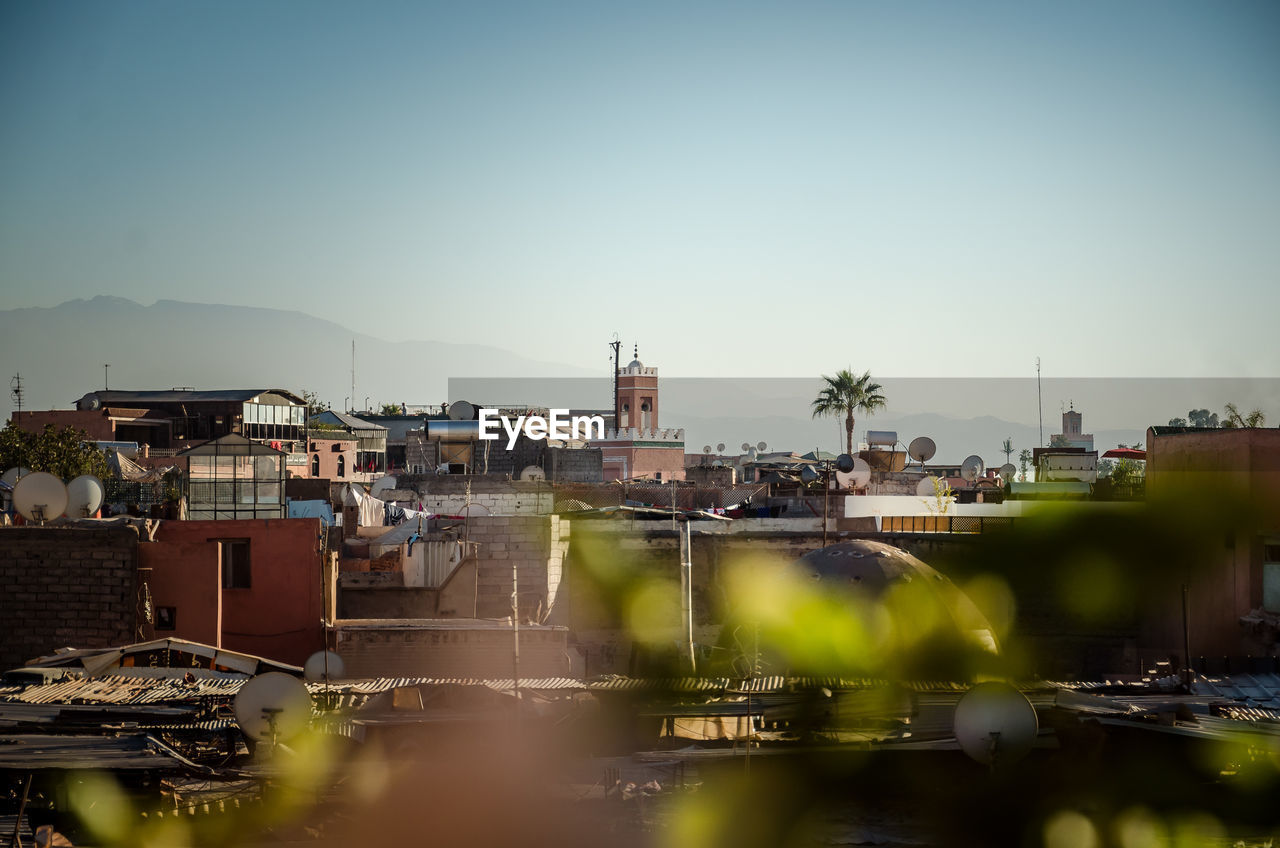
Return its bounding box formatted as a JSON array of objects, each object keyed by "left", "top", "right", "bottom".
[
  {"left": 711, "top": 460, "right": 724, "bottom": 467},
  {"left": 703, "top": 445, "right": 712, "bottom": 454},
  {"left": 455, "top": 503, "right": 491, "bottom": 517},
  {"left": 369, "top": 475, "right": 397, "bottom": 498},
  {"left": 847, "top": 457, "right": 871, "bottom": 489},
  {"left": 716, "top": 443, "right": 726, "bottom": 453},
  {"left": 756, "top": 441, "right": 768, "bottom": 452},
  {"left": 448, "top": 400, "right": 475, "bottom": 421},
  {"left": 233, "top": 672, "right": 313, "bottom": 743},
  {"left": 960, "top": 455, "right": 985, "bottom": 483},
  {"left": 741, "top": 442, "right": 751, "bottom": 453},
  {"left": 908, "top": 436, "right": 937, "bottom": 465},
  {"left": 2, "top": 467, "right": 32, "bottom": 488},
  {"left": 953, "top": 681, "right": 1039, "bottom": 766},
  {"left": 999, "top": 463, "right": 1017, "bottom": 480},
  {"left": 916, "top": 475, "right": 942, "bottom": 497},
  {"left": 65, "top": 475, "right": 105, "bottom": 517},
  {"left": 13, "top": 472, "right": 69, "bottom": 523},
  {"left": 834, "top": 470, "right": 855, "bottom": 489},
  {"left": 303, "top": 651, "right": 346, "bottom": 682},
  {"left": 518, "top": 465, "right": 546, "bottom": 482}
]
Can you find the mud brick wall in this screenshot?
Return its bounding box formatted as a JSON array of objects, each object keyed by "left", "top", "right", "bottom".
[
  {"left": 544, "top": 447, "right": 603, "bottom": 483},
  {"left": 0, "top": 526, "right": 139, "bottom": 669},
  {"left": 467, "top": 516, "right": 569, "bottom": 621}
]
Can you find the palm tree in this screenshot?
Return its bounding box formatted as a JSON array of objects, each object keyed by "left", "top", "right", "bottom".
[
  {"left": 811, "top": 369, "right": 886, "bottom": 456},
  {"left": 1222, "top": 403, "right": 1266, "bottom": 428},
  {"left": 1001, "top": 437, "right": 1014, "bottom": 466}
]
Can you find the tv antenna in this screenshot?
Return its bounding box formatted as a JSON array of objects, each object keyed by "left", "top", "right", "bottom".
[
  {"left": 960, "top": 455, "right": 985, "bottom": 487},
  {"left": 907, "top": 436, "right": 936, "bottom": 471},
  {"left": 233, "top": 672, "right": 313, "bottom": 753},
  {"left": 13, "top": 472, "right": 69, "bottom": 524},
  {"left": 10, "top": 374, "right": 23, "bottom": 414}
]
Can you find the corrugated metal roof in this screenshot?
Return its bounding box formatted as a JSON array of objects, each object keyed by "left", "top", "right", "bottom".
[{"left": 4, "top": 675, "right": 242, "bottom": 705}]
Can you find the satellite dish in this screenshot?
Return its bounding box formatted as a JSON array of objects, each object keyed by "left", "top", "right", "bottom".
[
  {"left": 961, "top": 455, "right": 985, "bottom": 483},
  {"left": 455, "top": 503, "right": 491, "bottom": 517},
  {"left": 303, "top": 651, "right": 346, "bottom": 682},
  {"left": 908, "top": 437, "right": 937, "bottom": 464},
  {"left": 711, "top": 460, "right": 724, "bottom": 467},
  {"left": 916, "top": 475, "right": 942, "bottom": 497},
  {"left": 703, "top": 445, "right": 712, "bottom": 454},
  {"left": 835, "top": 454, "right": 855, "bottom": 473},
  {"left": 999, "top": 463, "right": 1017, "bottom": 480},
  {"left": 953, "top": 681, "right": 1039, "bottom": 766},
  {"left": 834, "top": 470, "right": 854, "bottom": 489},
  {"left": 369, "top": 476, "right": 397, "bottom": 498},
  {"left": 2, "top": 466, "right": 32, "bottom": 488},
  {"left": 13, "top": 472, "right": 69, "bottom": 523},
  {"left": 848, "top": 457, "right": 871, "bottom": 489},
  {"left": 746, "top": 447, "right": 758, "bottom": 462},
  {"left": 448, "top": 401, "right": 475, "bottom": 421},
  {"left": 716, "top": 443, "right": 726, "bottom": 453},
  {"left": 800, "top": 466, "right": 819, "bottom": 483},
  {"left": 741, "top": 442, "right": 751, "bottom": 453},
  {"left": 65, "top": 475, "right": 105, "bottom": 517},
  {"left": 756, "top": 441, "right": 767, "bottom": 452},
  {"left": 234, "top": 673, "right": 312, "bottom": 743},
  {"left": 518, "top": 465, "right": 546, "bottom": 482}
]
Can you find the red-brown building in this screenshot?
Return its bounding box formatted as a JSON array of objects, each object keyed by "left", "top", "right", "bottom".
[
  {"left": 595, "top": 351, "right": 685, "bottom": 482},
  {"left": 139, "top": 518, "right": 330, "bottom": 665},
  {"left": 1144, "top": 426, "right": 1280, "bottom": 658},
  {"left": 305, "top": 434, "right": 357, "bottom": 481}
]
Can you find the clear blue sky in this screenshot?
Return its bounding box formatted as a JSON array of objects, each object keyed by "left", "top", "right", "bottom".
[{"left": 2, "top": 0, "right": 1278, "bottom": 380}]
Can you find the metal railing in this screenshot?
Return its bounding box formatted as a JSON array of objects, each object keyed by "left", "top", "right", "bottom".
[{"left": 880, "top": 515, "right": 1016, "bottom": 534}]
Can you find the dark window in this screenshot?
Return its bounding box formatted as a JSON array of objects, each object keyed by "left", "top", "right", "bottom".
[
  {"left": 311, "top": 454, "right": 320, "bottom": 477},
  {"left": 156, "top": 606, "right": 177, "bottom": 631},
  {"left": 218, "top": 540, "right": 251, "bottom": 589},
  {"left": 1266, "top": 544, "right": 1280, "bottom": 563},
  {"left": 337, "top": 455, "right": 346, "bottom": 477}
]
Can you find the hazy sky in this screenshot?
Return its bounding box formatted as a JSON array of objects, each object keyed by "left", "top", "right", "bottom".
[{"left": 2, "top": 1, "right": 1278, "bottom": 381}]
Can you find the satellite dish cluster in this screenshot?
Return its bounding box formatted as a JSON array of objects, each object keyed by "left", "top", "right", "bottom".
[{"left": 3, "top": 468, "right": 105, "bottom": 523}]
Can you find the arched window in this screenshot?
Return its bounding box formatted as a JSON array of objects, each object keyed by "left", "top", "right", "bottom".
[
  {"left": 621, "top": 403, "right": 630, "bottom": 428},
  {"left": 640, "top": 400, "right": 651, "bottom": 430},
  {"left": 311, "top": 454, "right": 320, "bottom": 477},
  {"left": 337, "top": 455, "right": 346, "bottom": 477}
]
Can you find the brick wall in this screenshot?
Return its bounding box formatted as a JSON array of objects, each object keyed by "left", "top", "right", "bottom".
[
  {"left": 0, "top": 526, "right": 139, "bottom": 669},
  {"left": 394, "top": 476, "right": 555, "bottom": 516},
  {"left": 465, "top": 516, "right": 569, "bottom": 620},
  {"left": 545, "top": 447, "right": 603, "bottom": 483}
]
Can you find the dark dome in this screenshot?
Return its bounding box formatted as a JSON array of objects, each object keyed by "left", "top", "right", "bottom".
[{"left": 793, "top": 540, "right": 999, "bottom": 655}]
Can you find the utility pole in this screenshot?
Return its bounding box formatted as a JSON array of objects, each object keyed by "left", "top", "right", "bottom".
[
  {"left": 1036, "top": 357, "right": 1043, "bottom": 447},
  {"left": 104, "top": 363, "right": 110, "bottom": 390},
  {"left": 351, "top": 341, "right": 356, "bottom": 415},
  {"left": 679, "top": 518, "right": 695, "bottom": 673}
]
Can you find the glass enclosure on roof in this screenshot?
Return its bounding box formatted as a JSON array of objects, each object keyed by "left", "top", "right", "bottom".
[{"left": 182, "top": 435, "right": 285, "bottom": 520}]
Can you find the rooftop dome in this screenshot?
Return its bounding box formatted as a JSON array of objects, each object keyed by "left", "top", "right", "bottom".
[
  {"left": 626, "top": 358, "right": 643, "bottom": 370},
  {"left": 793, "top": 540, "right": 1000, "bottom": 655}
]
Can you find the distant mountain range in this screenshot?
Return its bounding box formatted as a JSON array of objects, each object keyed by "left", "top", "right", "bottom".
[
  {"left": 0, "top": 297, "right": 591, "bottom": 418},
  {"left": 1, "top": 297, "right": 1235, "bottom": 463}
]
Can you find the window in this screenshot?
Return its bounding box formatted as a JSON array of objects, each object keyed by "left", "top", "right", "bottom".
[
  {"left": 337, "top": 455, "right": 346, "bottom": 477},
  {"left": 218, "top": 540, "right": 251, "bottom": 589},
  {"left": 156, "top": 606, "right": 177, "bottom": 631},
  {"left": 1265, "top": 542, "right": 1280, "bottom": 613},
  {"left": 311, "top": 454, "right": 320, "bottom": 477}
]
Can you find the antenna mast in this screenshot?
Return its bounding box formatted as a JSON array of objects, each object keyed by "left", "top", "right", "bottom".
[
  {"left": 350, "top": 340, "right": 355, "bottom": 414},
  {"left": 11, "top": 374, "right": 24, "bottom": 414},
  {"left": 610, "top": 334, "right": 621, "bottom": 428},
  {"left": 1036, "top": 357, "right": 1043, "bottom": 447}
]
